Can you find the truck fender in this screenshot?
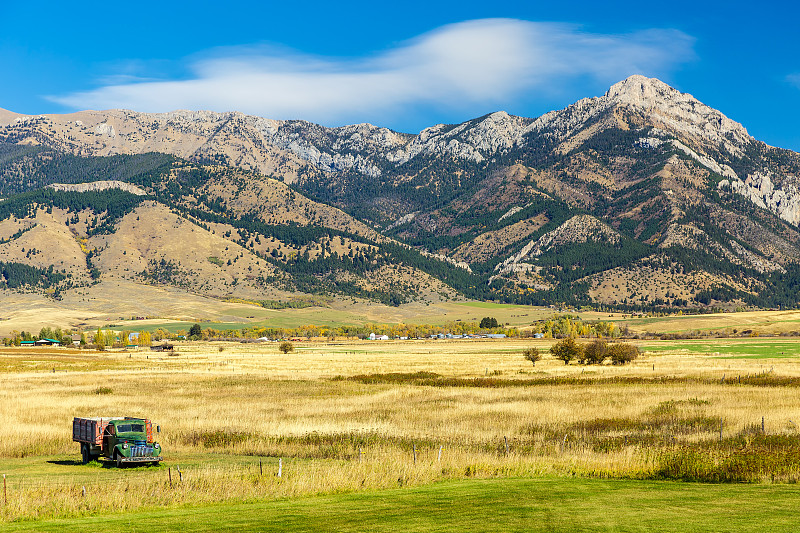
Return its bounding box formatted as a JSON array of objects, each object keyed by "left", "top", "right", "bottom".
[{"left": 115, "top": 449, "right": 124, "bottom": 468}]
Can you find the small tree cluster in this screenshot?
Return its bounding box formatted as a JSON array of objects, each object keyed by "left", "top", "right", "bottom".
[
  {"left": 549, "top": 338, "right": 639, "bottom": 365},
  {"left": 94, "top": 328, "right": 113, "bottom": 350},
  {"left": 526, "top": 315, "right": 619, "bottom": 339},
  {"left": 479, "top": 316, "right": 499, "bottom": 329}
]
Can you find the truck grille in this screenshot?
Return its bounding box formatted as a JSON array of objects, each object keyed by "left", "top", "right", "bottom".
[{"left": 130, "top": 444, "right": 154, "bottom": 457}]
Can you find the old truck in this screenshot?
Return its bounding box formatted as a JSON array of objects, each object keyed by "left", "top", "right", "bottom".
[{"left": 73, "top": 417, "right": 162, "bottom": 467}]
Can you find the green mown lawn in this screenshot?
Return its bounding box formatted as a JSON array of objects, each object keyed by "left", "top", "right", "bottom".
[
  {"left": 641, "top": 340, "right": 800, "bottom": 359},
  {"left": 6, "top": 477, "right": 800, "bottom": 532}
]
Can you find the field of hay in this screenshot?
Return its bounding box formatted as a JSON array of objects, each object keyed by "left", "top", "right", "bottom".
[{"left": 2, "top": 337, "right": 800, "bottom": 523}]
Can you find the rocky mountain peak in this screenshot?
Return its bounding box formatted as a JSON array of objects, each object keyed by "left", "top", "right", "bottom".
[
  {"left": 527, "top": 75, "right": 752, "bottom": 161},
  {"left": 604, "top": 75, "right": 751, "bottom": 152},
  {"left": 604, "top": 75, "right": 677, "bottom": 106}
]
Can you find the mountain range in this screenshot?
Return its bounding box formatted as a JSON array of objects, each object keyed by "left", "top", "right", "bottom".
[{"left": 1, "top": 75, "right": 799, "bottom": 311}]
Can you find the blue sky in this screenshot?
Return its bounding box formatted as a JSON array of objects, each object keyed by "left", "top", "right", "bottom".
[{"left": 2, "top": 0, "right": 799, "bottom": 150}]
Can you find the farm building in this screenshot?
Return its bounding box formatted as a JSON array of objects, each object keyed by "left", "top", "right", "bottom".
[{"left": 150, "top": 343, "right": 174, "bottom": 352}]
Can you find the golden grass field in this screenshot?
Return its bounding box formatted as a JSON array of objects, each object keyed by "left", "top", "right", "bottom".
[{"left": 3, "top": 336, "right": 800, "bottom": 522}]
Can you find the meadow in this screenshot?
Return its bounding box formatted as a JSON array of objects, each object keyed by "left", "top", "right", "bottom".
[{"left": 2, "top": 337, "right": 800, "bottom": 528}]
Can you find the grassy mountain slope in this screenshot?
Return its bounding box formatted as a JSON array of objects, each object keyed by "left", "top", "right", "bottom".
[{"left": 0, "top": 157, "right": 476, "bottom": 306}]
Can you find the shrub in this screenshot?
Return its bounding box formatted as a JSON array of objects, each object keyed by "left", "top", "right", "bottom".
[
  {"left": 583, "top": 339, "right": 608, "bottom": 365},
  {"left": 608, "top": 343, "right": 639, "bottom": 365},
  {"left": 550, "top": 337, "right": 582, "bottom": 365},
  {"left": 279, "top": 341, "right": 294, "bottom": 354},
  {"left": 522, "top": 347, "right": 541, "bottom": 366}
]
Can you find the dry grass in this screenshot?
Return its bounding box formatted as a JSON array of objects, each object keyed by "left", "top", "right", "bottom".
[
  {"left": 616, "top": 309, "right": 800, "bottom": 336},
  {"left": 3, "top": 338, "right": 800, "bottom": 521}
]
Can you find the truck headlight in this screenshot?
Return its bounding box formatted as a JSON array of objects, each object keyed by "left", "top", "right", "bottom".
[
  {"left": 154, "top": 442, "right": 160, "bottom": 449},
  {"left": 122, "top": 443, "right": 129, "bottom": 449}
]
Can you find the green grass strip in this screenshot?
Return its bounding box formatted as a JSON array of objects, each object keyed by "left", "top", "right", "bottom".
[{"left": 6, "top": 477, "right": 800, "bottom": 532}]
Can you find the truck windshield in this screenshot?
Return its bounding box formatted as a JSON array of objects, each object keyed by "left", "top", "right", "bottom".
[{"left": 116, "top": 423, "right": 145, "bottom": 433}]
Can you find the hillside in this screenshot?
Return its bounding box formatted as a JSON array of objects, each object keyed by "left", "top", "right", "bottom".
[
  {"left": 1, "top": 75, "right": 800, "bottom": 311},
  {"left": 0, "top": 160, "right": 472, "bottom": 307}
]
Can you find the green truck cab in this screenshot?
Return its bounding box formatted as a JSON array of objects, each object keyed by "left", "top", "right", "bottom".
[{"left": 73, "top": 416, "right": 163, "bottom": 467}]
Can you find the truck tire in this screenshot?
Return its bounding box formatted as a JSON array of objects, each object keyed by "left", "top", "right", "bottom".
[
  {"left": 81, "top": 444, "right": 90, "bottom": 464},
  {"left": 115, "top": 452, "right": 124, "bottom": 469}
]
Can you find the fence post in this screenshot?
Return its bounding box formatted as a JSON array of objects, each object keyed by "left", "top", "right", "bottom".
[
  {"left": 504, "top": 436, "right": 509, "bottom": 455},
  {"left": 176, "top": 465, "right": 182, "bottom": 483},
  {"left": 762, "top": 416, "right": 765, "bottom": 434},
  {"left": 413, "top": 444, "right": 417, "bottom": 465},
  {"left": 359, "top": 447, "right": 363, "bottom": 463},
  {"left": 168, "top": 467, "right": 173, "bottom": 488},
  {"left": 438, "top": 446, "right": 442, "bottom": 462},
  {"left": 259, "top": 459, "right": 263, "bottom": 476},
  {"left": 278, "top": 458, "right": 282, "bottom": 478},
  {"left": 82, "top": 486, "right": 86, "bottom": 498},
  {"left": 3, "top": 474, "right": 6, "bottom": 506},
  {"left": 719, "top": 418, "right": 723, "bottom": 442}
]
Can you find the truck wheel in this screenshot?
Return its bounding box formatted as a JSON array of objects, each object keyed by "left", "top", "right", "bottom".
[
  {"left": 115, "top": 452, "right": 124, "bottom": 469},
  {"left": 81, "top": 444, "right": 90, "bottom": 464}
]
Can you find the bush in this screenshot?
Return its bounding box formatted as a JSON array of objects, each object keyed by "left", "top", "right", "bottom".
[
  {"left": 607, "top": 343, "right": 639, "bottom": 365},
  {"left": 550, "top": 337, "right": 582, "bottom": 365},
  {"left": 279, "top": 341, "right": 294, "bottom": 354},
  {"left": 522, "top": 347, "right": 541, "bottom": 366},
  {"left": 583, "top": 339, "right": 608, "bottom": 365}
]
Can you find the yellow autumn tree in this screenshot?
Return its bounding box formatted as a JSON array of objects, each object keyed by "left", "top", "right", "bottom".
[{"left": 138, "top": 331, "right": 152, "bottom": 347}]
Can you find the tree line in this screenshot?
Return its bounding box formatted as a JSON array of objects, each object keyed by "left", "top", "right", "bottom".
[{"left": 524, "top": 338, "right": 639, "bottom": 366}]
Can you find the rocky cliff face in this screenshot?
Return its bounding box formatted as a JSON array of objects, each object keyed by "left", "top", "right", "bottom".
[
  {"left": 720, "top": 173, "right": 800, "bottom": 226},
  {"left": 47, "top": 180, "right": 147, "bottom": 195}
]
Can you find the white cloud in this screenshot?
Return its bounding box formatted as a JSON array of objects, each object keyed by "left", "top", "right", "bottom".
[
  {"left": 788, "top": 74, "right": 800, "bottom": 89},
  {"left": 50, "top": 19, "right": 695, "bottom": 125}
]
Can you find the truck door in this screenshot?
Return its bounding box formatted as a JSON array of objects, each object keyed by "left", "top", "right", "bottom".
[{"left": 103, "top": 424, "right": 115, "bottom": 456}]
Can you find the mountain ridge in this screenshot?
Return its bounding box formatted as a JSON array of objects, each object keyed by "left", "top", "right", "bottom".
[{"left": 1, "top": 75, "right": 800, "bottom": 311}]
